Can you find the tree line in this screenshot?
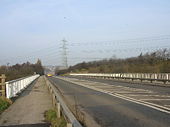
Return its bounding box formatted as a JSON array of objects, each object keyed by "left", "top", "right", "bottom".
[
  {"left": 0, "top": 59, "right": 44, "bottom": 81},
  {"left": 56, "top": 49, "right": 170, "bottom": 75}
]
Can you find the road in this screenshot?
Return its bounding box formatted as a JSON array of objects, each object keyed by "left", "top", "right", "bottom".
[{"left": 49, "top": 76, "right": 170, "bottom": 127}]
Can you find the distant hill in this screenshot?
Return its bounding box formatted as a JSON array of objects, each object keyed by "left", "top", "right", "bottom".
[{"left": 55, "top": 49, "right": 170, "bottom": 75}]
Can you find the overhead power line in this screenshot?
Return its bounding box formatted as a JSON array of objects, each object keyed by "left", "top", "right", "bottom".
[
  {"left": 61, "top": 39, "right": 68, "bottom": 68},
  {"left": 1, "top": 34, "right": 170, "bottom": 65},
  {"left": 67, "top": 35, "right": 170, "bottom": 47}
]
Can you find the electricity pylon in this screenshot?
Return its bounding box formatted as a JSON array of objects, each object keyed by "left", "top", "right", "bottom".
[{"left": 62, "top": 39, "right": 68, "bottom": 68}]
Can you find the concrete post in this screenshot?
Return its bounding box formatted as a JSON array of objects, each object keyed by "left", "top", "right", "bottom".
[
  {"left": 67, "top": 123, "right": 72, "bottom": 127},
  {"left": 52, "top": 94, "right": 56, "bottom": 106},
  {"left": 57, "top": 102, "right": 61, "bottom": 118}
]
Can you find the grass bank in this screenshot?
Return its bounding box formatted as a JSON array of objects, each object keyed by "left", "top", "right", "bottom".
[
  {"left": 0, "top": 97, "right": 12, "bottom": 114},
  {"left": 45, "top": 109, "right": 67, "bottom": 127}
]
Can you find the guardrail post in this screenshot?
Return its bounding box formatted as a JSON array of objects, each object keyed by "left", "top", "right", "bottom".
[
  {"left": 163, "top": 80, "right": 167, "bottom": 84},
  {"left": 52, "top": 94, "right": 55, "bottom": 106},
  {"left": 57, "top": 102, "right": 61, "bottom": 118},
  {"left": 0, "top": 74, "right": 6, "bottom": 97},
  {"left": 67, "top": 123, "right": 72, "bottom": 127}
]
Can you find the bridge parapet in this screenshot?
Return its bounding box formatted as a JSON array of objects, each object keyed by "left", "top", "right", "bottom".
[
  {"left": 5, "top": 74, "right": 40, "bottom": 98},
  {"left": 70, "top": 73, "right": 170, "bottom": 84}
]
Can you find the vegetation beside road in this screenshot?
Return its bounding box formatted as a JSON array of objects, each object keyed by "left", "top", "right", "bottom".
[
  {"left": 56, "top": 49, "right": 170, "bottom": 75},
  {"left": 0, "top": 97, "right": 12, "bottom": 114},
  {"left": 0, "top": 59, "right": 44, "bottom": 81},
  {"left": 45, "top": 109, "right": 67, "bottom": 127}
]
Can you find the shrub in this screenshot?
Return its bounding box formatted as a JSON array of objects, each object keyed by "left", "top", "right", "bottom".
[
  {"left": 0, "top": 97, "right": 12, "bottom": 113},
  {"left": 45, "top": 109, "right": 67, "bottom": 127}
]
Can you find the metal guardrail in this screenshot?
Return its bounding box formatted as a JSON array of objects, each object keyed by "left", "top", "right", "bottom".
[
  {"left": 5, "top": 74, "right": 40, "bottom": 98},
  {"left": 45, "top": 76, "right": 82, "bottom": 127},
  {"left": 70, "top": 73, "right": 170, "bottom": 84}
]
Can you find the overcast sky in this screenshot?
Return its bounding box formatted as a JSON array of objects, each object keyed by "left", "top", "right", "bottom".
[{"left": 0, "top": 0, "right": 170, "bottom": 66}]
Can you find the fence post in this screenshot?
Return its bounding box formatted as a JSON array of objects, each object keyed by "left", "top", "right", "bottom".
[{"left": 0, "top": 74, "right": 6, "bottom": 97}]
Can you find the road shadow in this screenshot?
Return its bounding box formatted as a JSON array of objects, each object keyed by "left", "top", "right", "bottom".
[
  {"left": 10, "top": 78, "right": 39, "bottom": 102},
  {"left": 0, "top": 123, "right": 50, "bottom": 127}
]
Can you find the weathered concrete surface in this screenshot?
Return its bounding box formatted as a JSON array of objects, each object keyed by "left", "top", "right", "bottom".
[{"left": 0, "top": 76, "right": 52, "bottom": 126}]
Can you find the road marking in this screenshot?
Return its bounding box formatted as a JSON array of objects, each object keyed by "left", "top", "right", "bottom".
[
  {"left": 127, "top": 94, "right": 170, "bottom": 98},
  {"left": 111, "top": 92, "right": 152, "bottom": 94},
  {"left": 140, "top": 98, "right": 170, "bottom": 101},
  {"left": 164, "top": 105, "right": 170, "bottom": 106},
  {"left": 74, "top": 80, "right": 153, "bottom": 92},
  {"left": 56, "top": 76, "right": 170, "bottom": 114}
]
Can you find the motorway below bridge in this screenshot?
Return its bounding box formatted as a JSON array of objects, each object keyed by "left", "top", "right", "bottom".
[{"left": 48, "top": 76, "right": 170, "bottom": 127}]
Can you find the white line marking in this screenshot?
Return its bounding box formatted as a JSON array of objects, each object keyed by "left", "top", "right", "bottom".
[
  {"left": 140, "top": 98, "right": 170, "bottom": 101},
  {"left": 56, "top": 76, "right": 170, "bottom": 114},
  {"left": 164, "top": 105, "right": 170, "bottom": 107},
  {"left": 71, "top": 78, "right": 154, "bottom": 93},
  {"left": 127, "top": 94, "right": 170, "bottom": 98},
  {"left": 111, "top": 92, "right": 152, "bottom": 94}
]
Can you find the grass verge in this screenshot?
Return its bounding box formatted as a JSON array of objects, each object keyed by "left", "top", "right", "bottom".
[
  {"left": 0, "top": 97, "right": 12, "bottom": 114},
  {"left": 45, "top": 109, "right": 67, "bottom": 127}
]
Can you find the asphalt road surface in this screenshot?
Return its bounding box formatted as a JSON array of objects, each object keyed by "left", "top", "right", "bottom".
[{"left": 49, "top": 76, "right": 170, "bottom": 127}]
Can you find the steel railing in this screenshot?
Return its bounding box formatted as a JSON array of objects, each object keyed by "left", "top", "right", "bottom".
[{"left": 70, "top": 73, "right": 170, "bottom": 84}]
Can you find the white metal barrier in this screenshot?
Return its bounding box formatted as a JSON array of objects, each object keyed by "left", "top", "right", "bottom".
[
  {"left": 5, "top": 74, "right": 40, "bottom": 98},
  {"left": 70, "top": 73, "right": 170, "bottom": 83}
]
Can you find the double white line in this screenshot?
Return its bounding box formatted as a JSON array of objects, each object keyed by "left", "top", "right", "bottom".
[{"left": 56, "top": 76, "right": 170, "bottom": 114}]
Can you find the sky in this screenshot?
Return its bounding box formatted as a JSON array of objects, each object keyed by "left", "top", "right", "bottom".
[{"left": 0, "top": 0, "right": 170, "bottom": 66}]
